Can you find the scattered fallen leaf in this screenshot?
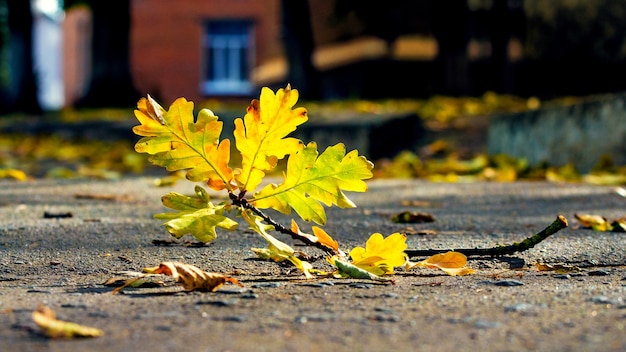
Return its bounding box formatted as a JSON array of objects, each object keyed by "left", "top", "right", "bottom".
[
  {"left": 391, "top": 211, "right": 435, "bottom": 223},
  {"left": 0, "top": 168, "right": 29, "bottom": 181},
  {"left": 152, "top": 239, "right": 177, "bottom": 246},
  {"left": 400, "top": 200, "right": 433, "bottom": 207},
  {"left": 74, "top": 193, "right": 132, "bottom": 202},
  {"left": 406, "top": 251, "right": 475, "bottom": 276},
  {"left": 32, "top": 305, "right": 104, "bottom": 338},
  {"left": 574, "top": 213, "right": 625, "bottom": 232},
  {"left": 103, "top": 277, "right": 166, "bottom": 288},
  {"left": 402, "top": 228, "right": 438, "bottom": 236},
  {"left": 43, "top": 211, "right": 73, "bottom": 219},
  {"left": 117, "top": 256, "right": 133, "bottom": 263},
  {"left": 142, "top": 262, "right": 243, "bottom": 292},
  {"left": 534, "top": 262, "right": 581, "bottom": 273},
  {"left": 611, "top": 217, "right": 626, "bottom": 232}
]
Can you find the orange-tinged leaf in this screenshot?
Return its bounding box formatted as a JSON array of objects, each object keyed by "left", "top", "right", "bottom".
[
  {"left": 348, "top": 233, "right": 408, "bottom": 275},
  {"left": 234, "top": 85, "right": 308, "bottom": 191},
  {"left": 290, "top": 220, "right": 341, "bottom": 254},
  {"left": 252, "top": 142, "right": 373, "bottom": 224},
  {"left": 143, "top": 262, "right": 243, "bottom": 292},
  {"left": 406, "top": 251, "right": 475, "bottom": 276},
  {"left": 133, "top": 95, "right": 233, "bottom": 191},
  {"left": 312, "top": 226, "right": 339, "bottom": 253},
  {"left": 290, "top": 220, "right": 322, "bottom": 244},
  {"left": 32, "top": 305, "right": 104, "bottom": 338},
  {"left": 417, "top": 251, "right": 468, "bottom": 268}
]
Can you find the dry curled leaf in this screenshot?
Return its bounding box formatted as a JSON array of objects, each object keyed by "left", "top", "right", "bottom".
[
  {"left": 574, "top": 213, "right": 626, "bottom": 232},
  {"left": 535, "top": 262, "right": 581, "bottom": 273},
  {"left": 143, "top": 262, "right": 243, "bottom": 292},
  {"left": 103, "top": 277, "right": 166, "bottom": 288},
  {"left": 391, "top": 211, "right": 435, "bottom": 224},
  {"left": 32, "top": 305, "right": 104, "bottom": 338}
]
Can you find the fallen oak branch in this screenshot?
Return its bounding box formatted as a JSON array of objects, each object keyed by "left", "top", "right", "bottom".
[
  {"left": 405, "top": 215, "right": 568, "bottom": 258},
  {"left": 229, "top": 193, "right": 339, "bottom": 256}
]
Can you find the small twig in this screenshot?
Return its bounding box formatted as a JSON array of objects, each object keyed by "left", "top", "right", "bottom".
[
  {"left": 229, "top": 193, "right": 337, "bottom": 255},
  {"left": 405, "top": 215, "right": 568, "bottom": 258}
]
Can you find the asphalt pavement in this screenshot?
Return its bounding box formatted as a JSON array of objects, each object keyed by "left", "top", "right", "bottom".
[{"left": 0, "top": 177, "right": 625, "bottom": 351}]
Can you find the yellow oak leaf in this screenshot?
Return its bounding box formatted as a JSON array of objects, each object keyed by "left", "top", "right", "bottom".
[
  {"left": 406, "top": 251, "right": 475, "bottom": 276},
  {"left": 133, "top": 95, "right": 233, "bottom": 191},
  {"left": 252, "top": 142, "right": 373, "bottom": 224},
  {"left": 349, "top": 233, "right": 408, "bottom": 275},
  {"left": 234, "top": 85, "right": 308, "bottom": 192}
]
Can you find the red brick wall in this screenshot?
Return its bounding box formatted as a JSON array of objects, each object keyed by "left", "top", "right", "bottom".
[{"left": 130, "top": 0, "right": 281, "bottom": 104}]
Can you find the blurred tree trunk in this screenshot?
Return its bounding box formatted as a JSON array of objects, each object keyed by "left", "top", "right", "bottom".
[
  {"left": 280, "top": 0, "right": 321, "bottom": 100},
  {"left": 491, "top": 0, "right": 513, "bottom": 93},
  {"left": 0, "top": 0, "right": 40, "bottom": 113},
  {"left": 77, "top": 0, "right": 138, "bottom": 107},
  {"left": 432, "top": 0, "right": 470, "bottom": 96},
  {"left": 0, "top": 0, "right": 9, "bottom": 112}
]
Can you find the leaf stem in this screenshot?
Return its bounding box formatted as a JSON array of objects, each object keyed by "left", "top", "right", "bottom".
[
  {"left": 405, "top": 215, "right": 568, "bottom": 258},
  {"left": 229, "top": 193, "right": 336, "bottom": 255}
]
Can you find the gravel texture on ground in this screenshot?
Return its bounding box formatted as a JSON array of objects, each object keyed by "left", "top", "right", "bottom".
[{"left": 1, "top": 178, "right": 625, "bottom": 351}]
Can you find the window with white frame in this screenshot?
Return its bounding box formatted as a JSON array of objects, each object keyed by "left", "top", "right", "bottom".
[{"left": 202, "top": 20, "right": 254, "bottom": 96}]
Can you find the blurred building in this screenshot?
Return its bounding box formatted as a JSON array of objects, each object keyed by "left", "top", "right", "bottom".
[{"left": 59, "top": 0, "right": 626, "bottom": 107}]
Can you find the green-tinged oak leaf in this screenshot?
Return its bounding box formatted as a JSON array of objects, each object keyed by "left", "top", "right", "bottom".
[
  {"left": 155, "top": 185, "right": 238, "bottom": 242},
  {"left": 133, "top": 95, "right": 233, "bottom": 191},
  {"left": 252, "top": 142, "right": 373, "bottom": 224},
  {"left": 243, "top": 210, "right": 313, "bottom": 278},
  {"left": 234, "top": 85, "right": 308, "bottom": 192},
  {"left": 349, "top": 233, "right": 408, "bottom": 275},
  {"left": 406, "top": 251, "right": 475, "bottom": 276}
]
